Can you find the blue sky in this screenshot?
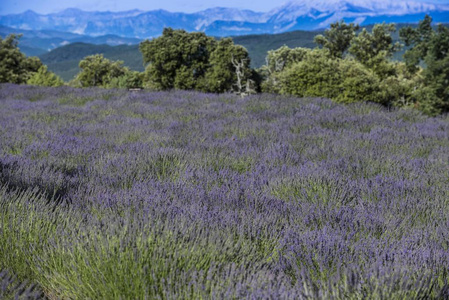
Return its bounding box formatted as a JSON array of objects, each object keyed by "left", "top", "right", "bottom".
[{"left": 2, "top": 0, "right": 449, "bottom": 15}]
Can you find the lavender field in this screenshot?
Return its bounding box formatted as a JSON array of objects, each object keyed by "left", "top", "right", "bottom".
[{"left": 0, "top": 83, "right": 449, "bottom": 299}]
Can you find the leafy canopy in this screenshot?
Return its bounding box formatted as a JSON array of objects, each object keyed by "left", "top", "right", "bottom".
[
  {"left": 314, "top": 21, "right": 360, "bottom": 59},
  {"left": 76, "top": 54, "right": 128, "bottom": 87},
  {"left": 27, "top": 65, "right": 64, "bottom": 87},
  {"left": 139, "top": 28, "right": 254, "bottom": 93},
  {"left": 0, "top": 34, "right": 43, "bottom": 84}
]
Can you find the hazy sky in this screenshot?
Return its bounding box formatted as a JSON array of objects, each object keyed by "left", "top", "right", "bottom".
[{"left": 2, "top": 0, "right": 449, "bottom": 15}]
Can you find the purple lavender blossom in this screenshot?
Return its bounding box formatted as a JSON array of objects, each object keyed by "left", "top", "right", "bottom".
[{"left": 0, "top": 83, "right": 448, "bottom": 298}]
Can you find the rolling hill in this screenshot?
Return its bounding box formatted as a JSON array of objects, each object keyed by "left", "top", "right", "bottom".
[{"left": 39, "top": 43, "right": 143, "bottom": 81}]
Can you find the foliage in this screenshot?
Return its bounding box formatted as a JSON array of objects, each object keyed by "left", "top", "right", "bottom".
[
  {"left": 27, "top": 65, "right": 64, "bottom": 87},
  {"left": 1, "top": 84, "right": 449, "bottom": 298},
  {"left": 279, "top": 49, "right": 343, "bottom": 99},
  {"left": 314, "top": 21, "right": 360, "bottom": 58},
  {"left": 202, "top": 38, "right": 251, "bottom": 93},
  {"left": 39, "top": 43, "right": 144, "bottom": 82},
  {"left": 399, "top": 15, "right": 434, "bottom": 72},
  {"left": 349, "top": 23, "right": 400, "bottom": 67},
  {"left": 140, "top": 28, "right": 216, "bottom": 90},
  {"left": 278, "top": 49, "right": 383, "bottom": 104},
  {"left": 0, "top": 34, "right": 43, "bottom": 84},
  {"left": 260, "top": 46, "right": 310, "bottom": 93},
  {"left": 258, "top": 19, "right": 448, "bottom": 116},
  {"left": 106, "top": 71, "right": 144, "bottom": 89},
  {"left": 337, "top": 58, "right": 382, "bottom": 104},
  {"left": 140, "top": 28, "right": 254, "bottom": 93},
  {"left": 400, "top": 15, "right": 449, "bottom": 114},
  {"left": 75, "top": 54, "right": 128, "bottom": 87}
]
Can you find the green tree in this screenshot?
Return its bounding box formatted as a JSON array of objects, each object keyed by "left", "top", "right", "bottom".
[
  {"left": 400, "top": 16, "right": 449, "bottom": 114},
  {"left": 0, "top": 34, "right": 43, "bottom": 84},
  {"left": 106, "top": 71, "right": 144, "bottom": 89},
  {"left": 140, "top": 28, "right": 216, "bottom": 90},
  {"left": 277, "top": 49, "right": 387, "bottom": 105},
  {"left": 279, "top": 49, "right": 343, "bottom": 99},
  {"left": 76, "top": 54, "right": 128, "bottom": 87},
  {"left": 202, "top": 38, "right": 251, "bottom": 93},
  {"left": 399, "top": 15, "right": 434, "bottom": 72},
  {"left": 314, "top": 21, "right": 360, "bottom": 58},
  {"left": 260, "top": 46, "right": 310, "bottom": 93},
  {"left": 27, "top": 65, "right": 64, "bottom": 87},
  {"left": 338, "top": 58, "right": 382, "bottom": 104},
  {"left": 348, "top": 23, "right": 400, "bottom": 76}
]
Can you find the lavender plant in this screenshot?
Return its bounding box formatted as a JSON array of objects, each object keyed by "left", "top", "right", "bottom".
[{"left": 0, "top": 83, "right": 448, "bottom": 299}]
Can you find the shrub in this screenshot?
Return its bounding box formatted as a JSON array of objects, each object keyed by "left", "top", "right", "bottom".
[{"left": 27, "top": 65, "right": 64, "bottom": 87}]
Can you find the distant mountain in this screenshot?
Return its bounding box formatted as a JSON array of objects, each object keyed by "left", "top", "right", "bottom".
[
  {"left": 1, "top": 1, "right": 448, "bottom": 38},
  {"left": 0, "top": 25, "right": 141, "bottom": 57}
]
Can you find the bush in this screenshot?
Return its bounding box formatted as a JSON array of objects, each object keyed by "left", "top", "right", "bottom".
[
  {"left": 260, "top": 46, "right": 310, "bottom": 94},
  {"left": 76, "top": 54, "right": 127, "bottom": 87},
  {"left": 278, "top": 49, "right": 384, "bottom": 104},
  {"left": 337, "top": 58, "right": 381, "bottom": 104},
  {"left": 27, "top": 65, "right": 64, "bottom": 87},
  {"left": 106, "top": 71, "right": 144, "bottom": 89},
  {"left": 279, "top": 49, "right": 342, "bottom": 99}
]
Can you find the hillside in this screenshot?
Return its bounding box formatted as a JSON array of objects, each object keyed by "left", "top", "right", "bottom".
[
  {"left": 232, "top": 30, "right": 322, "bottom": 68},
  {"left": 39, "top": 43, "right": 144, "bottom": 81}
]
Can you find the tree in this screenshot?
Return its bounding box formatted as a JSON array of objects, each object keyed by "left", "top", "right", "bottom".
[
  {"left": 76, "top": 54, "right": 128, "bottom": 87},
  {"left": 314, "top": 21, "right": 360, "bottom": 58},
  {"left": 423, "top": 25, "right": 449, "bottom": 113},
  {"left": 348, "top": 23, "right": 400, "bottom": 75},
  {"left": 338, "top": 58, "right": 382, "bottom": 104},
  {"left": 399, "top": 14, "right": 434, "bottom": 72},
  {"left": 279, "top": 49, "right": 343, "bottom": 99},
  {"left": 277, "top": 49, "right": 387, "bottom": 105},
  {"left": 203, "top": 38, "right": 251, "bottom": 93},
  {"left": 0, "top": 34, "right": 43, "bottom": 84},
  {"left": 400, "top": 16, "right": 449, "bottom": 114},
  {"left": 140, "top": 28, "right": 255, "bottom": 94},
  {"left": 140, "top": 28, "right": 216, "bottom": 90},
  {"left": 106, "top": 71, "right": 144, "bottom": 89},
  {"left": 27, "top": 65, "right": 64, "bottom": 87},
  {"left": 260, "top": 46, "right": 310, "bottom": 93}
]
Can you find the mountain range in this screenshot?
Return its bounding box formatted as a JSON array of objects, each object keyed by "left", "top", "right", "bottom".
[
  {"left": 0, "top": 25, "right": 140, "bottom": 56},
  {"left": 1, "top": 0, "right": 448, "bottom": 38}
]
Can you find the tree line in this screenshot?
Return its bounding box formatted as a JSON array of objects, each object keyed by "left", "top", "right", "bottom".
[{"left": 0, "top": 16, "right": 448, "bottom": 115}]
